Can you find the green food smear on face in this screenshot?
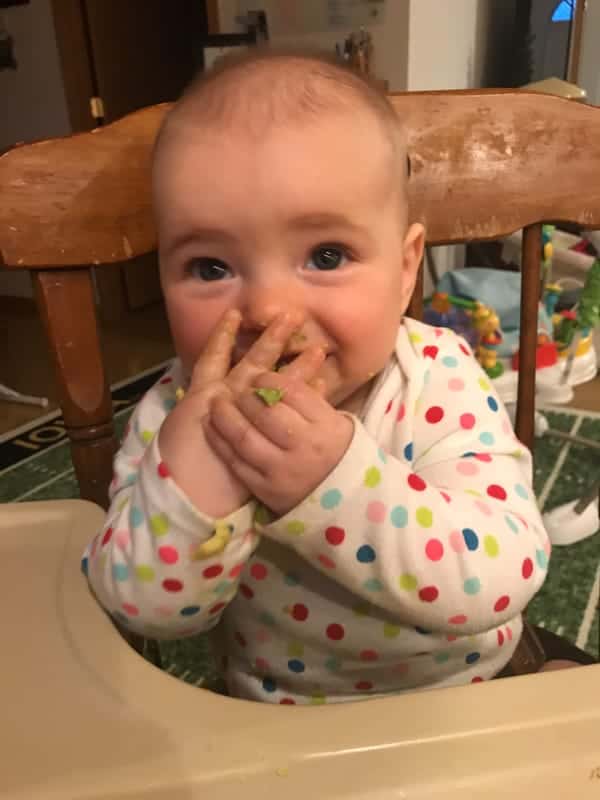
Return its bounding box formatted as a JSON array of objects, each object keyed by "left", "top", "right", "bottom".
[{"left": 254, "top": 387, "right": 284, "bottom": 406}]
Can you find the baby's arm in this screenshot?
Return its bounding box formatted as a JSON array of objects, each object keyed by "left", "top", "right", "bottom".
[{"left": 259, "top": 334, "right": 550, "bottom": 636}]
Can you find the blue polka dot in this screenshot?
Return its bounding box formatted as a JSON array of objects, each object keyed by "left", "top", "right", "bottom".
[
  {"left": 363, "top": 578, "right": 383, "bottom": 592},
  {"left": 464, "top": 577, "right": 481, "bottom": 595},
  {"left": 466, "top": 651, "right": 481, "bottom": 664},
  {"left": 404, "top": 442, "right": 413, "bottom": 461},
  {"left": 442, "top": 356, "right": 458, "bottom": 368},
  {"left": 378, "top": 447, "right": 387, "bottom": 463},
  {"left": 325, "top": 656, "right": 341, "bottom": 672},
  {"left": 390, "top": 505, "right": 408, "bottom": 528},
  {"left": 357, "top": 545, "right": 376, "bottom": 563},
  {"left": 505, "top": 515, "right": 519, "bottom": 534},
  {"left": 260, "top": 611, "right": 276, "bottom": 627},
  {"left": 288, "top": 659, "right": 305, "bottom": 673},
  {"left": 415, "top": 626, "right": 432, "bottom": 635},
  {"left": 284, "top": 572, "right": 300, "bottom": 586},
  {"left": 434, "top": 651, "right": 450, "bottom": 664},
  {"left": 123, "top": 474, "right": 136, "bottom": 488},
  {"left": 262, "top": 677, "right": 277, "bottom": 693},
  {"left": 130, "top": 507, "right": 144, "bottom": 528},
  {"left": 163, "top": 397, "right": 177, "bottom": 413},
  {"left": 487, "top": 396, "right": 499, "bottom": 412},
  {"left": 462, "top": 451, "right": 476, "bottom": 458},
  {"left": 81, "top": 557, "right": 88, "bottom": 576},
  {"left": 462, "top": 528, "right": 479, "bottom": 551},
  {"left": 321, "top": 489, "right": 342, "bottom": 509},
  {"left": 515, "top": 484, "right": 529, "bottom": 499},
  {"left": 536, "top": 549, "right": 548, "bottom": 569},
  {"left": 112, "top": 611, "right": 129, "bottom": 627},
  {"left": 112, "top": 564, "right": 130, "bottom": 581},
  {"left": 180, "top": 605, "right": 201, "bottom": 616},
  {"left": 479, "top": 432, "right": 495, "bottom": 446}
]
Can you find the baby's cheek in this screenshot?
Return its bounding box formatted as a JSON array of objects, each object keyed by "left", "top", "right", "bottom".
[{"left": 167, "top": 299, "right": 216, "bottom": 369}]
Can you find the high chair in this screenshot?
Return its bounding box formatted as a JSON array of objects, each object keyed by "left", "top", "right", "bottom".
[{"left": 1, "top": 91, "right": 600, "bottom": 799}]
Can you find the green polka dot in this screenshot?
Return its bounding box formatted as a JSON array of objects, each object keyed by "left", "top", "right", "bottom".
[
  {"left": 325, "top": 657, "right": 341, "bottom": 672},
  {"left": 286, "top": 520, "right": 305, "bottom": 536},
  {"left": 364, "top": 466, "right": 381, "bottom": 488},
  {"left": 288, "top": 642, "right": 304, "bottom": 657},
  {"left": 399, "top": 573, "right": 418, "bottom": 591},
  {"left": 416, "top": 507, "right": 433, "bottom": 528},
  {"left": 478, "top": 377, "right": 491, "bottom": 391},
  {"left": 505, "top": 515, "right": 519, "bottom": 534},
  {"left": 383, "top": 623, "right": 401, "bottom": 638},
  {"left": 149, "top": 513, "right": 170, "bottom": 537},
  {"left": 141, "top": 429, "right": 154, "bottom": 444},
  {"left": 465, "top": 489, "right": 482, "bottom": 497},
  {"left": 135, "top": 565, "right": 155, "bottom": 582},
  {"left": 215, "top": 580, "right": 232, "bottom": 595},
  {"left": 260, "top": 611, "right": 277, "bottom": 627},
  {"left": 321, "top": 489, "right": 342, "bottom": 509},
  {"left": 484, "top": 535, "right": 500, "bottom": 558},
  {"left": 434, "top": 651, "right": 450, "bottom": 664},
  {"left": 254, "top": 504, "right": 273, "bottom": 525},
  {"left": 536, "top": 549, "right": 548, "bottom": 569},
  {"left": 363, "top": 578, "right": 383, "bottom": 592},
  {"left": 390, "top": 505, "right": 408, "bottom": 528},
  {"left": 464, "top": 577, "right": 481, "bottom": 595}
]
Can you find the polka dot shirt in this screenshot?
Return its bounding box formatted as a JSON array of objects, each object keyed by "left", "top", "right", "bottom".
[{"left": 83, "top": 319, "right": 551, "bottom": 704}]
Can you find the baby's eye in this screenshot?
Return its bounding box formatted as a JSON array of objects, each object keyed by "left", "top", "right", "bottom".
[
  {"left": 187, "top": 258, "right": 232, "bottom": 282},
  {"left": 306, "top": 245, "right": 349, "bottom": 271}
]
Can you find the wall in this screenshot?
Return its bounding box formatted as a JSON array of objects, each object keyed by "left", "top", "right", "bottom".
[
  {"left": 1, "top": 0, "right": 71, "bottom": 297},
  {"left": 579, "top": 0, "right": 600, "bottom": 105}
]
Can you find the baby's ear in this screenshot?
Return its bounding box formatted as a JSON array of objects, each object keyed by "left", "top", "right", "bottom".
[{"left": 400, "top": 223, "right": 425, "bottom": 307}]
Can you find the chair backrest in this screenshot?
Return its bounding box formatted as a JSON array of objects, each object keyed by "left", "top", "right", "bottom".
[{"left": 2, "top": 90, "right": 600, "bottom": 507}]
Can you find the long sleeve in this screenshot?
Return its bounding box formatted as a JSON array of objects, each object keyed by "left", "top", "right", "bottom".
[
  {"left": 260, "top": 323, "right": 550, "bottom": 636},
  {"left": 83, "top": 365, "right": 259, "bottom": 640}
]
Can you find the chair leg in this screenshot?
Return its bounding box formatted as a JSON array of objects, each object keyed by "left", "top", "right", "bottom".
[{"left": 33, "top": 268, "right": 117, "bottom": 509}]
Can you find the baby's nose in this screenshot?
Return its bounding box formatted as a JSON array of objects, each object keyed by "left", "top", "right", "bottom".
[{"left": 239, "top": 286, "right": 302, "bottom": 332}]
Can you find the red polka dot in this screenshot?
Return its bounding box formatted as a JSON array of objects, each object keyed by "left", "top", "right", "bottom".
[
  {"left": 240, "top": 583, "right": 254, "bottom": 599},
  {"left": 434, "top": 328, "right": 443, "bottom": 337},
  {"left": 355, "top": 681, "right": 373, "bottom": 691},
  {"left": 522, "top": 558, "right": 534, "bottom": 579},
  {"left": 229, "top": 564, "right": 244, "bottom": 578},
  {"left": 419, "top": 585, "right": 439, "bottom": 603},
  {"left": 318, "top": 554, "right": 336, "bottom": 570},
  {"left": 474, "top": 453, "right": 492, "bottom": 462},
  {"left": 506, "top": 626, "right": 513, "bottom": 641},
  {"left": 161, "top": 578, "right": 182, "bottom": 593},
  {"left": 494, "top": 595, "right": 510, "bottom": 612},
  {"left": 471, "top": 677, "right": 484, "bottom": 683},
  {"left": 459, "top": 343, "right": 471, "bottom": 356},
  {"left": 460, "top": 413, "right": 476, "bottom": 430},
  {"left": 425, "top": 539, "right": 444, "bottom": 561},
  {"left": 325, "top": 526, "right": 345, "bottom": 546},
  {"left": 360, "top": 649, "right": 379, "bottom": 662},
  {"left": 203, "top": 564, "right": 223, "bottom": 579},
  {"left": 250, "top": 563, "right": 268, "bottom": 580},
  {"left": 408, "top": 473, "right": 427, "bottom": 491},
  {"left": 487, "top": 484, "right": 507, "bottom": 500},
  {"left": 423, "top": 345, "right": 439, "bottom": 359},
  {"left": 292, "top": 603, "right": 308, "bottom": 621},
  {"left": 157, "top": 461, "right": 170, "bottom": 478},
  {"left": 397, "top": 403, "right": 406, "bottom": 422},
  {"left": 158, "top": 545, "right": 179, "bottom": 565},
  {"left": 122, "top": 603, "right": 139, "bottom": 616},
  {"left": 234, "top": 632, "right": 246, "bottom": 647},
  {"left": 160, "top": 376, "right": 173, "bottom": 384},
  {"left": 209, "top": 602, "right": 226, "bottom": 615},
  {"left": 385, "top": 399, "right": 393, "bottom": 414},
  {"left": 101, "top": 527, "right": 113, "bottom": 546},
  {"left": 497, "top": 630, "right": 505, "bottom": 646},
  {"left": 446, "top": 634, "right": 457, "bottom": 642},
  {"left": 326, "top": 623, "right": 345, "bottom": 641},
  {"left": 255, "top": 657, "right": 270, "bottom": 672},
  {"left": 440, "top": 491, "right": 452, "bottom": 503},
  {"left": 449, "top": 614, "right": 468, "bottom": 625},
  {"left": 280, "top": 698, "right": 296, "bottom": 705},
  {"left": 425, "top": 406, "right": 444, "bottom": 424}
]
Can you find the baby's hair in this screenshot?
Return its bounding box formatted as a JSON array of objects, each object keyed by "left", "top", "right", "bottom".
[{"left": 153, "top": 46, "right": 409, "bottom": 187}]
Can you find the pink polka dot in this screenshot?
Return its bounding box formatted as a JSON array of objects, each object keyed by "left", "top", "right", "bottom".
[
  {"left": 318, "top": 554, "right": 336, "bottom": 570},
  {"left": 122, "top": 603, "right": 139, "bottom": 616},
  {"left": 101, "top": 527, "right": 113, "bottom": 546},
  {"left": 449, "top": 614, "right": 468, "bottom": 625},
  {"left": 209, "top": 602, "right": 226, "bottom": 615},
  {"left": 366, "top": 501, "right": 387, "bottom": 523},
  {"left": 203, "top": 563, "right": 223, "bottom": 579},
  {"left": 157, "top": 461, "right": 170, "bottom": 478},
  {"left": 487, "top": 484, "right": 507, "bottom": 500},
  {"left": 457, "top": 461, "right": 479, "bottom": 476},
  {"left": 440, "top": 491, "right": 452, "bottom": 504},
  {"left": 446, "top": 634, "right": 457, "bottom": 642},
  {"left": 425, "top": 538, "right": 444, "bottom": 561},
  {"left": 474, "top": 500, "right": 493, "bottom": 516},
  {"left": 408, "top": 473, "right": 427, "bottom": 491},
  {"left": 522, "top": 558, "right": 534, "bottom": 579},
  {"left": 158, "top": 545, "right": 179, "bottom": 565},
  {"left": 255, "top": 657, "right": 270, "bottom": 672},
  {"left": 154, "top": 606, "right": 174, "bottom": 618},
  {"left": 397, "top": 403, "right": 406, "bottom": 422},
  {"left": 255, "top": 629, "right": 271, "bottom": 644},
  {"left": 448, "top": 378, "right": 465, "bottom": 391},
  {"left": 494, "top": 595, "right": 510, "bottom": 612},
  {"left": 502, "top": 420, "right": 512, "bottom": 434},
  {"left": 115, "top": 530, "right": 130, "bottom": 551},
  {"left": 326, "top": 526, "right": 345, "bottom": 546},
  {"left": 360, "top": 649, "right": 379, "bottom": 661},
  {"left": 250, "top": 563, "right": 268, "bottom": 580},
  {"left": 449, "top": 530, "right": 465, "bottom": 553},
  {"left": 506, "top": 626, "right": 513, "bottom": 641},
  {"left": 162, "top": 578, "right": 183, "bottom": 593},
  {"left": 425, "top": 406, "right": 444, "bottom": 424},
  {"left": 460, "top": 413, "right": 476, "bottom": 430},
  {"left": 419, "top": 585, "right": 439, "bottom": 603},
  {"left": 229, "top": 564, "right": 244, "bottom": 578},
  {"left": 234, "top": 632, "right": 246, "bottom": 647},
  {"left": 497, "top": 629, "right": 505, "bottom": 646},
  {"left": 326, "top": 623, "right": 345, "bottom": 641}
]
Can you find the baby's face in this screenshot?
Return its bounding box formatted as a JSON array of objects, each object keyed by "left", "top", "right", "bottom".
[{"left": 155, "top": 112, "right": 423, "bottom": 408}]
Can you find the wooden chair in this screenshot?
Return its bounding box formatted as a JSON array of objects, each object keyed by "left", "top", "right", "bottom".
[{"left": 2, "top": 90, "right": 600, "bottom": 509}]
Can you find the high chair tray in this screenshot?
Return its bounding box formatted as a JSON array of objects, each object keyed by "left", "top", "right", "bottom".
[{"left": 1, "top": 500, "right": 599, "bottom": 799}]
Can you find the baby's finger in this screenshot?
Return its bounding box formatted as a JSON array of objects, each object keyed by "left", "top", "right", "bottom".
[
  {"left": 278, "top": 344, "right": 326, "bottom": 383},
  {"left": 190, "top": 309, "right": 241, "bottom": 391},
  {"left": 252, "top": 371, "right": 330, "bottom": 424}
]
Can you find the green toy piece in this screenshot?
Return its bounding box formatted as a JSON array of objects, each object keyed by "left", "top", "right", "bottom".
[{"left": 254, "top": 387, "right": 284, "bottom": 406}]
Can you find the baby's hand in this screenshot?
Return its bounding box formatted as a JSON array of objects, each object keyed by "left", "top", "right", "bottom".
[{"left": 205, "top": 356, "right": 354, "bottom": 517}]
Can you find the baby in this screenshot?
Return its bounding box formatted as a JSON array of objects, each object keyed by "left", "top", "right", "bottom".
[{"left": 83, "top": 50, "right": 551, "bottom": 704}]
